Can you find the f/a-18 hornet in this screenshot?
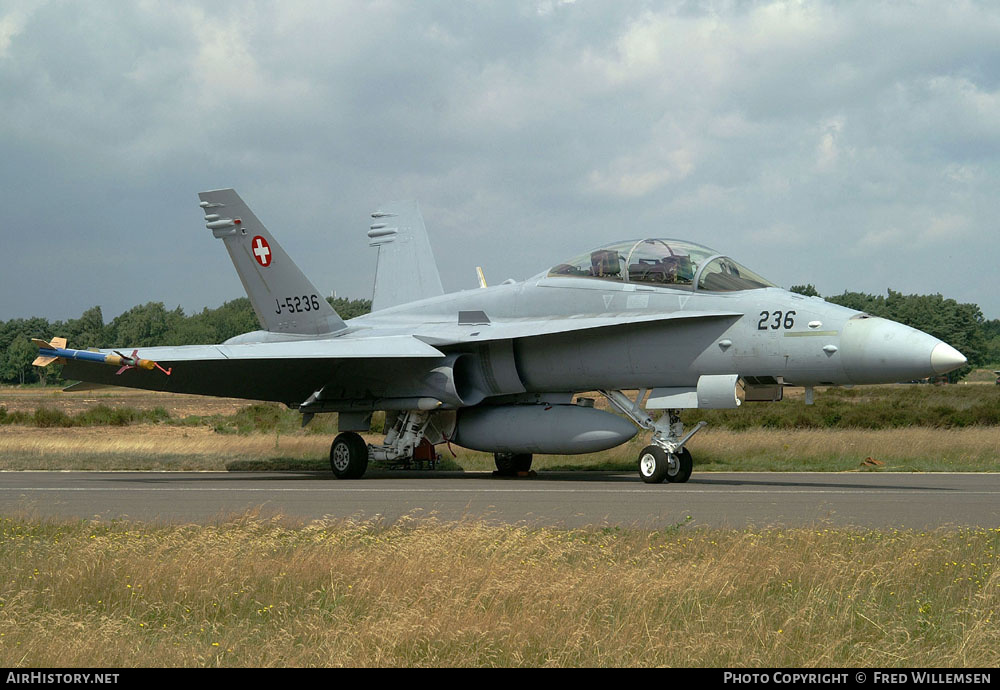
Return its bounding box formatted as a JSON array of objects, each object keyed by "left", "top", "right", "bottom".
[{"left": 34, "top": 189, "right": 967, "bottom": 483}]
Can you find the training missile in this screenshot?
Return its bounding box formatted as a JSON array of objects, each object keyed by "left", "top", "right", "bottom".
[{"left": 31, "top": 339, "right": 171, "bottom": 376}]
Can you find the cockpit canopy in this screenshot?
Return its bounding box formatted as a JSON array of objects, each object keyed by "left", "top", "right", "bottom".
[{"left": 547, "top": 239, "right": 775, "bottom": 292}]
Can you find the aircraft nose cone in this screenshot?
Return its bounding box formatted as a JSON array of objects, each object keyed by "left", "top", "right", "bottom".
[
  {"left": 840, "top": 316, "right": 964, "bottom": 384},
  {"left": 931, "top": 342, "right": 967, "bottom": 375}
]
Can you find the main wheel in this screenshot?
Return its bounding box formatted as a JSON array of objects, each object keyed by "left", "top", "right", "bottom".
[
  {"left": 665, "top": 448, "right": 693, "bottom": 483},
  {"left": 330, "top": 432, "right": 369, "bottom": 479},
  {"left": 494, "top": 452, "right": 532, "bottom": 476}
]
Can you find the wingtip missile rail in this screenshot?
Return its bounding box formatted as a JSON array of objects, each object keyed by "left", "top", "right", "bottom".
[{"left": 31, "top": 339, "right": 172, "bottom": 376}]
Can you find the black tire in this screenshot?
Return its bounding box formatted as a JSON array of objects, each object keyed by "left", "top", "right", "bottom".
[
  {"left": 638, "top": 445, "right": 668, "bottom": 484},
  {"left": 494, "top": 452, "right": 532, "bottom": 476},
  {"left": 665, "top": 448, "right": 693, "bottom": 484},
  {"left": 330, "top": 432, "right": 369, "bottom": 479}
]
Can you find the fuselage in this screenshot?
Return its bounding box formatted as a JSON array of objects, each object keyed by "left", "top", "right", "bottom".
[
  {"left": 346, "top": 274, "right": 965, "bottom": 393},
  {"left": 54, "top": 230, "right": 967, "bottom": 420}
]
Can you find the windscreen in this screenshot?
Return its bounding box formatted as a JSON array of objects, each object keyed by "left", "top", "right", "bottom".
[{"left": 697, "top": 257, "right": 775, "bottom": 291}]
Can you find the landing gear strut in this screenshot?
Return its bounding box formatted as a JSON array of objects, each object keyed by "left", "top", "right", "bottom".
[
  {"left": 330, "top": 409, "right": 454, "bottom": 478},
  {"left": 600, "top": 389, "right": 705, "bottom": 484}
]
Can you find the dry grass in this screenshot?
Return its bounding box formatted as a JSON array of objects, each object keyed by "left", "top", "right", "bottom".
[
  {"left": 2, "top": 384, "right": 999, "bottom": 472},
  {"left": 0, "top": 426, "right": 329, "bottom": 471},
  {"left": 0, "top": 515, "right": 996, "bottom": 667},
  {"left": 1, "top": 425, "right": 998, "bottom": 472},
  {"left": 0, "top": 387, "right": 246, "bottom": 417},
  {"left": 470, "top": 428, "right": 1000, "bottom": 473},
  {"left": 689, "top": 427, "right": 1000, "bottom": 473}
]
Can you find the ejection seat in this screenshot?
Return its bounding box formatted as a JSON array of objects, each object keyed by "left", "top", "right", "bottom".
[{"left": 590, "top": 250, "right": 622, "bottom": 278}]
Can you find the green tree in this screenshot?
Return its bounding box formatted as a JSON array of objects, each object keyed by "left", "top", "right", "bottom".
[
  {"left": 2, "top": 337, "right": 36, "bottom": 384},
  {"left": 204, "top": 298, "right": 260, "bottom": 342},
  {"left": 329, "top": 297, "right": 372, "bottom": 320},
  {"left": 977, "top": 319, "right": 1000, "bottom": 366},
  {"left": 107, "top": 302, "right": 176, "bottom": 347},
  {"left": 63, "top": 306, "right": 107, "bottom": 348},
  {"left": 789, "top": 284, "right": 820, "bottom": 297}
]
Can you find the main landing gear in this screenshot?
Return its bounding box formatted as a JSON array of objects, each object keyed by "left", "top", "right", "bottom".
[
  {"left": 600, "top": 390, "right": 706, "bottom": 484},
  {"left": 329, "top": 410, "right": 454, "bottom": 479},
  {"left": 330, "top": 432, "right": 368, "bottom": 479},
  {"left": 493, "top": 452, "right": 533, "bottom": 477}
]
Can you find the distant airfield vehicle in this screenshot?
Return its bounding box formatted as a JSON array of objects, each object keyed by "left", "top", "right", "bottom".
[{"left": 34, "top": 190, "right": 968, "bottom": 483}]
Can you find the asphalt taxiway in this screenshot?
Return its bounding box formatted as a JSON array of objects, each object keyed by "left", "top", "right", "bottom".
[{"left": 1, "top": 471, "right": 997, "bottom": 528}]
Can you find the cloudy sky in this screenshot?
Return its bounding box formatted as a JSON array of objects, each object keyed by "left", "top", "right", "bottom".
[{"left": 2, "top": 0, "right": 998, "bottom": 324}]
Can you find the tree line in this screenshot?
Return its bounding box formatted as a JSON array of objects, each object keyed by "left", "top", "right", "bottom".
[
  {"left": 0, "top": 297, "right": 371, "bottom": 386},
  {"left": 1, "top": 289, "right": 997, "bottom": 386}
]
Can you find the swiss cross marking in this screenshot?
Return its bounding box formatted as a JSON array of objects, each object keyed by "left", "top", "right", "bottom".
[{"left": 252, "top": 236, "right": 271, "bottom": 267}]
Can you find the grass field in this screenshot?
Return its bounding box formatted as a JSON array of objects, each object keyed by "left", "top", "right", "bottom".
[
  {"left": 0, "top": 515, "right": 995, "bottom": 667},
  {"left": 1, "top": 425, "right": 998, "bottom": 473},
  {"left": 1, "top": 387, "right": 997, "bottom": 668},
  {"left": 1, "top": 383, "right": 999, "bottom": 472}
]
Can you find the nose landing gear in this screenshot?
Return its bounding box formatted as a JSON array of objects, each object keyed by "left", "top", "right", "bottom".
[
  {"left": 638, "top": 446, "right": 693, "bottom": 484},
  {"left": 600, "top": 389, "right": 705, "bottom": 484}
]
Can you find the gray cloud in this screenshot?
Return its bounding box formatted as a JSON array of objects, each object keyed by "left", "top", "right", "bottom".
[{"left": 2, "top": 0, "right": 998, "bottom": 323}]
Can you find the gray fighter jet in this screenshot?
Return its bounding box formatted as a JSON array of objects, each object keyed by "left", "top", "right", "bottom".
[{"left": 36, "top": 189, "right": 968, "bottom": 483}]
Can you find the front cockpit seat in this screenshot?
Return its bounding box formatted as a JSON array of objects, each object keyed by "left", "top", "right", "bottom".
[{"left": 590, "top": 250, "right": 621, "bottom": 278}]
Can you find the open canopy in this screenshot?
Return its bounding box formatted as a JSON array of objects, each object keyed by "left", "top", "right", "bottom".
[{"left": 547, "top": 239, "right": 775, "bottom": 292}]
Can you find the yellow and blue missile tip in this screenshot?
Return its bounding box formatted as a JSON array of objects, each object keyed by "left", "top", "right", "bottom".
[{"left": 30, "top": 339, "right": 171, "bottom": 376}]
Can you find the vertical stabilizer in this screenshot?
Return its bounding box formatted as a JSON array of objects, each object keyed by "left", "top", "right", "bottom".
[
  {"left": 199, "top": 189, "right": 347, "bottom": 336},
  {"left": 369, "top": 201, "right": 444, "bottom": 311}
]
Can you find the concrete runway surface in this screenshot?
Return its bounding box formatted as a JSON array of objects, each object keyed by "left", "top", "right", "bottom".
[{"left": 1, "top": 471, "right": 998, "bottom": 528}]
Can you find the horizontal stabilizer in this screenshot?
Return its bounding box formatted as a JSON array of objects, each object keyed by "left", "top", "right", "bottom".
[{"left": 62, "top": 381, "right": 114, "bottom": 392}]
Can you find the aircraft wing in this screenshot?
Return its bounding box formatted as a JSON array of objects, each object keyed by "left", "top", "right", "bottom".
[
  {"left": 56, "top": 312, "right": 740, "bottom": 407},
  {"left": 410, "top": 310, "right": 743, "bottom": 346},
  {"left": 82, "top": 335, "right": 444, "bottom": 363},
  {"left": 58, "top": 335, "right": 445, "bottom": 406}
]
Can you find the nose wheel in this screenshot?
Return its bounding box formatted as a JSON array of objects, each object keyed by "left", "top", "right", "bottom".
[{"left": 638, "top": 446, "right": 693, "bottom": 484}]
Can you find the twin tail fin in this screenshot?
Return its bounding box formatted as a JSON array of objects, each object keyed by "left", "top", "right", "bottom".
[{"left": 198, "top": 189, "right": 347, "bottom": 336}]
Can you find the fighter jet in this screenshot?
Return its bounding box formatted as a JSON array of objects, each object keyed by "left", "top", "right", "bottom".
[{"left": 35, "top": 189, "right": 968, "bottom": 483}]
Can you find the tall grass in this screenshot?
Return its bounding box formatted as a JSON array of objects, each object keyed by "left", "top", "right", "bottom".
[
  {"left": 1, "top": 425, "right": 997, "bottom": 472},
  {"left": 0, "top": 404, "right": 171, "bottom": 428},
  {"left": 0, "top": 516, "right": 995, "bottom": 667},
  {"left": 2, "top": 385, "right": 1000, "bottom": 431},
  {"left": 2, "top": 388, "right": 999, "bottom": 472},
  {"left": 689, "top": 385, "right": 1000, "bottom": 430}
]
